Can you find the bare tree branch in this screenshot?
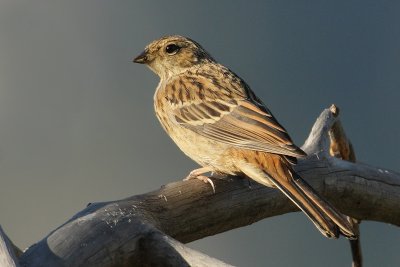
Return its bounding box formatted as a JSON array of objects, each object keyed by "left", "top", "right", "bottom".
[
  {"left": 0, "top": 225, "right": 21, "bottom": 267},
  {"left": 136, "top": 229, "right": 233, "bottom": 267},
  {"left": 7, "top": 105, "right": 400, "bottom": 266},
  {"left": 328, "top": 104, "right": 356, "bottom": 162},
  {"left": 327, "top": 104, "right": 362, "bottom": 267}
]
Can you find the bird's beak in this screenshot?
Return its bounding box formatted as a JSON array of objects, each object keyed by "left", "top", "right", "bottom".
[{"left": 133, "top": 50, "right": 148, "bottom": 64}]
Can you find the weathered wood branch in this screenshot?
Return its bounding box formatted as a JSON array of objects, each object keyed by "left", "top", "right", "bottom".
[
  {"left": 0, "top": 225, "right": 21, "bottom": 267},
  {"left": 328, "top": 104, "right": 356, "bottom": 162},
  {"left": 327, "top": 104, "right": 362, "bottom": 267},
  {"left": 4, "top": 105, "right": 399, "bottom": 266},
  {"left": 134, "top": 229, "right": 233, "bottom": 267}
]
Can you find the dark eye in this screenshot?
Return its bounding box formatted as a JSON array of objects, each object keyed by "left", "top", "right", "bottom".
[{"left": 165, "top": 44, "right": 180, "bottom": 55}]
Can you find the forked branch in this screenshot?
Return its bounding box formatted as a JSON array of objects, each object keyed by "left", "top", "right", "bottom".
[{"left": 1, "top": 105, "right": 398, "bottom": 267}]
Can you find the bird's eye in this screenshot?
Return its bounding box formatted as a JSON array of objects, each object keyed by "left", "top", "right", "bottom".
[{"left": 165, "top": 44, "right": 180, "bottom": 55}]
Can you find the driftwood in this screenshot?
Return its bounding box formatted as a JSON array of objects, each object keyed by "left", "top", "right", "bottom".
[
  {"left": 1, "top": 105, "right": 399, "bottom": 266},
  {"left": 327, "top": 104, "right": 361, "bottom": 267},
  {"left": 0, "top": 225, "right": 21, "bottom": 267}
]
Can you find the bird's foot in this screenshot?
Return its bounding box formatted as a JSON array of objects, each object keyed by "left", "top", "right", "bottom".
[{"left": 183, "top": 167, "right": 215, "bottom": 193}]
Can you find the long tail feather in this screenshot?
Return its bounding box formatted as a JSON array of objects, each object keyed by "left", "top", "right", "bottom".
[
  {"left": 266, "top": 172, "right": 340, "bottom": 238},
  {"left": 289, "top": 170, "right": 357, "bottom": 239},
  {"left": 238, "top": 156, "right": 357, "bottom": 239}
]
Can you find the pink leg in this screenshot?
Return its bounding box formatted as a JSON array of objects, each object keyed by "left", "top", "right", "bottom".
[{"left": 183, "top": 166, "right": 215, "bottom": 193}]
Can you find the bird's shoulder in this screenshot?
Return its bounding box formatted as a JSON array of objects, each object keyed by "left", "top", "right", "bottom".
[{"left": 161, "top": 63, "right": 254, "bottom": 106}]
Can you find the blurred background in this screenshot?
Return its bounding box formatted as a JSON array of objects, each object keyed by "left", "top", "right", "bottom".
[{"left": 0, "top": 1, "right": 399, "bottom": 266}]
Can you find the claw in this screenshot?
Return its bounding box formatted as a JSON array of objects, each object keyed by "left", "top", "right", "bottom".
[
  {"left": 183, "top": 173, "right": 216, "bottom": 193},
  {"left": 203, "top": 176, "right": 216, "bottom": 193}
]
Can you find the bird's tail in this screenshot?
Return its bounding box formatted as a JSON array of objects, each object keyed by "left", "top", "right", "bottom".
[{"left": 239, "top": 157, "right": 357, "bottom": 239}]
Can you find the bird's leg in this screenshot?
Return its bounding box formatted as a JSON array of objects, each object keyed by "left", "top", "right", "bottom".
[{"left": 184, "top": 166, "right": 215, "bottom": 193}]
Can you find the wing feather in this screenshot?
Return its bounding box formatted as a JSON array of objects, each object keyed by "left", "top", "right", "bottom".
[{"left": 166, "top": 71, "right": 306, "bottom": 158}]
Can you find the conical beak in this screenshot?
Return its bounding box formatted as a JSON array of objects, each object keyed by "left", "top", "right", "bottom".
[{"left": 133, "top": 50, "right": 148, "bottom": 64}]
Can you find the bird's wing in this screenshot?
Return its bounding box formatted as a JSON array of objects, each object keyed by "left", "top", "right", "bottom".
[{"left": 165, "top": 72, "right": 306, "bottom": 158}]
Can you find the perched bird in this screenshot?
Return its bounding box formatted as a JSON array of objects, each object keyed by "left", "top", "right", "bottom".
[{"left": 133, "top": 35, "right": 357, "bottom": 239}]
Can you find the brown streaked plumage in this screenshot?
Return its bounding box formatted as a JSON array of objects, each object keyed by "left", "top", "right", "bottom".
[{"left": 133, "top": 35, "right": 357, "bottom": 239}]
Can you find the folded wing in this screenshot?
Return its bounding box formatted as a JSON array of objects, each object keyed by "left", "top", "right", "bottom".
[{"left": 167, "top": 74, "right": 306, "bottom": 159}]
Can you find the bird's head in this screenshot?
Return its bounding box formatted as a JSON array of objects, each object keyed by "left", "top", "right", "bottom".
[{"left": 133, "top": 35, "right": 214, "bottom": 79}]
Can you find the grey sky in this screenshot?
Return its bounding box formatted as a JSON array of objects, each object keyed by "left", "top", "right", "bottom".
[{"left": 0, "top": 1, "right": 399, "bottom": 266}]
